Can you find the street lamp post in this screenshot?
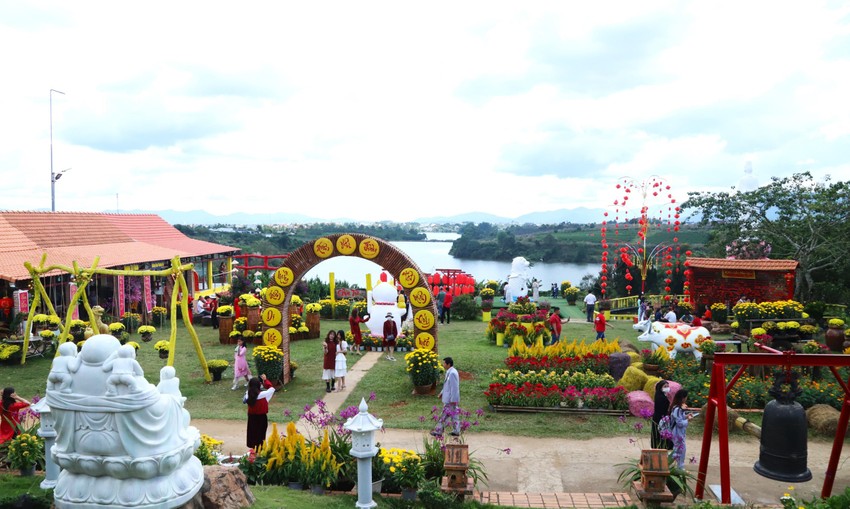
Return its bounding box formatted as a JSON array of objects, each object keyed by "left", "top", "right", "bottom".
[{"left": 50, "top": 88, "right": 65, "bottom": 212}]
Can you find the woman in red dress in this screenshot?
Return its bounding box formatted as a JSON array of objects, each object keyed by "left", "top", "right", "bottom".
[
  {"left": 1, "top": 387, "right": 31, "bottom": 444},
  {"left": 349, "top": 309, "right": 369, "bottom": 356}
]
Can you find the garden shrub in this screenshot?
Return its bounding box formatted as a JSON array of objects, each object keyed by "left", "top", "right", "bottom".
[
  {"left": 804, "top": 301, "right": 826, "bottom": 321},
  {"left": 608, "top": 352, "right": 632, "bottom": 381},
  {"left": 618, "top": 365, "right": 648, "bottom": 392},
  {"left": 643, "top": 376, "right": 662, "bottom": 395},
  {"left": 451, "top": 294, "right": 480, "bottom": 320}
]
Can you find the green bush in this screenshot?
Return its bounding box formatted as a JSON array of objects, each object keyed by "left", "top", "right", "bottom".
[
  {"left": 451, "top": 294, "right": 480, "bottom": 321},
  {"left": 804, "top": 301, "right": 826, "bottom": 321}
]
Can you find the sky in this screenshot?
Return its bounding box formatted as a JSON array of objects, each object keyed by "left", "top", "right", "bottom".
[{"left": 1, "top": 1, "right": 848, "bottom": 222}]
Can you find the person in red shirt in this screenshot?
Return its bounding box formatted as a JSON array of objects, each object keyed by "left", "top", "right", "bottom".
[
  {"left": 690, "top": 315, "right": 703, "bottom": 327},
  {"left": 349, "top": 309, "right": 370, "bottom": 356},
  {"left": 441, "top": 289, "right": 454, "bottom": 325},
  {"left": 547, "top": 307, "right": 570, "bottom": 345},
  {"left": 322, "top": 331, "right": 338, "bottom": 392},
  {"left": 1, "top": 387, "right": 31, "bottom": 444},
  {"left": 594, "top": 312, "right": 606, "bottom": 340},
  {"left": 245, "top": 374, "right": 275, "bottom": 450}
]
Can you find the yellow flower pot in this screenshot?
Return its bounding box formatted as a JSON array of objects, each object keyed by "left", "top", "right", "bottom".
[
  {"left": 496, "top": 332, "right": 505, "bottom": 347},
  {"left": 482, "top": 311, "right": 491, "bottom": 322}
]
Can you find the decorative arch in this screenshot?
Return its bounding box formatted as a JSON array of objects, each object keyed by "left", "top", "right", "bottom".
[{"left": 257, "top": 234, "right": 438, "bottom": 384}]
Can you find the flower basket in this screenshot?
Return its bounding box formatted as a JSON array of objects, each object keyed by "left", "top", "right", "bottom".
[
  {"left": 247, "top": 307, "right": 260, "bottom": 331},
  {"left": 253, "top": 345, "right": 284, "bottom": 382},
  {"left": 218, "top": 316, "right": 234, "bottom": 343},
  {"left": 404, "top": 348, "right": 441, "bottom": 391}
]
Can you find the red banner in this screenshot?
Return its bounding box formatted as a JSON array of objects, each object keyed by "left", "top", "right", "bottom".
[
  {"left": 117, "top": 275, "right": 126, "bottom": 317},
  {"left": 336, "top": 288, "right": 365, "bottom": 299},
  {"left": 14, "top": 290, "right": 28, "bottom": 315},
  {"left": 143, "top": 276, "right": 153, "bottom": 313},
  {"left": 69, "top": 283, "right": 79, "bottom": 319}
]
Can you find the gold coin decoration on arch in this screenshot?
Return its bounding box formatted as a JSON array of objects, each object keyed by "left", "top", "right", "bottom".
[{"left": 261, "top": 233, "right": 440, "bottom": 384}]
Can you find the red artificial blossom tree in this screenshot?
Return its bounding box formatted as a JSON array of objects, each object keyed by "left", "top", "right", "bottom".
[{"left": 600, "top": 176, "right": 686, "bottom": 301}]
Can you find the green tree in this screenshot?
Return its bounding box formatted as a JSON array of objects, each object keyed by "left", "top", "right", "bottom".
[{"left": 682, "top": 172, "right": 850, "bottom": 301}]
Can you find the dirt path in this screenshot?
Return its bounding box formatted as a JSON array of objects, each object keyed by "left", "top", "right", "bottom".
[{"left": 194, "top": 352, "right": 850, "bottom": 506}]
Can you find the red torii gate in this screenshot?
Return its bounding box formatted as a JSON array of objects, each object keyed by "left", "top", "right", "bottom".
[{"left": 698, "top": 347, "right": 850, "bottom": 503}]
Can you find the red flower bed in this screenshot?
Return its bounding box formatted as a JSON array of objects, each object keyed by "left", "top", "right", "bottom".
[
  {"left": 485, "top": 382, "right": 628, "bottom": 409},
  {"left": 505, "top": 353, "right": 610, "bottom": 375}
]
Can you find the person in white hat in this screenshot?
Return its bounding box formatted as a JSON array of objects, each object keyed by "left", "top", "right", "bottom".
[{"left": 382, "top": 312, "right": 398, "bottom": 361}]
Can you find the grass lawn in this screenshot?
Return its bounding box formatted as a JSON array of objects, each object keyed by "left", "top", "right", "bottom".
[{"left": 1, "top": 308, "right": 669, "bottom": 439}]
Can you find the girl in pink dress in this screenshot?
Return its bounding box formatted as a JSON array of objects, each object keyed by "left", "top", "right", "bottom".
[{"left": 232, "top": 337, "right": 252, "bottom": 390}]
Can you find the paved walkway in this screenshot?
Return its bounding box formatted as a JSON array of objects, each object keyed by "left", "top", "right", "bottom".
[{"left": 194, "top": 351, "right": 850, "bottom": 508}]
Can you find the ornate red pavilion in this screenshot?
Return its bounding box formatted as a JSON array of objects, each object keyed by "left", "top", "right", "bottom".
[{"left": 685, "top": 257, "right": 798, "bottom": 310}]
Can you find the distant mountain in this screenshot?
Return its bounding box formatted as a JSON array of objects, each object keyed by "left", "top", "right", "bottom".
[
  {"left": 124, "top": 207, "right": 605, "bottom": 225},
  {"left": 515, "top": 207, "right": 604, "bottom": 225},
  {"left": 416, "top": 207, "right": 605, "bottom": 225},
  {"left": 123, "top": 209, "right": 321, "bottom": 225},
  {"left": 414, "top": 212, "right": 511, "bottom": 224}
]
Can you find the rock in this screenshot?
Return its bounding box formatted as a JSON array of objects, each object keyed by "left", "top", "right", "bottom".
[{"left": 200, "top": 465, "right": 256, "bottom": 509}]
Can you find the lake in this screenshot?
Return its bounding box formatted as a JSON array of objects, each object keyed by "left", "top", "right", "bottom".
[{"left": 303, "top": 233, "right": 599, "bottom": 289}]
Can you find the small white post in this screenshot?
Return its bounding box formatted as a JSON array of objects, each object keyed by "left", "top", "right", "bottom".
[
  {"left": 32, "top": 398, "right": 59, "bottom": 489},
  {"left": 343, "top": 397, "right": 383, "bottom": 509}
]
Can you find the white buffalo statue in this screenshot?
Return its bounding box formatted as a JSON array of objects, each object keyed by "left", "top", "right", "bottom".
[{"left": 633, "top": 319, "right": 711, "bottom": 360}]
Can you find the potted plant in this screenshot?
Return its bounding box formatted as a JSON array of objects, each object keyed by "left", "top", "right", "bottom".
[
  {"left": 194, "top": 433, "right": 224, "bottom": 466},
  {"left": 39, "top": 329, "right": 55, "bottom": 343},
  {"left": 825, "top": 318, "right": 846, "bottom": 352},
  {"left": 7, "top": 432, "right": 44, "bottom": 476},
  {"left": 69, "top": 319, "right": 88, "bottom": 342},
  {"left": 126, "top": 341, "right": 140, "bottom": 351},
  {"left": 47, "top": 315, "right": 62, "bottom": 331},
  {"left": 121, "top": 312, "right": 141, "bottom": 333},
  {"left": 289, "top": 359, "right": 299, "bottom": 379},
  {"left": 302, "top": 431, "right": 341, "bottom": 494},
  {"left": 641, "top": 348, "right": 669, "bottom": 374},
  {"left": 710, "top": 302, "right": 729, "bottom": 324},
  {"left": 617, "top": 451, "right": 697, "bottom": 502},
  {"left": 305, "top": 303, "right": 321, "bottom": 338},
  {"left": 748, "top": 327, "right": 773, "bottom": 351},
  {"left": 405, "top": 348, "right": 442, "bottom": 395},
  {"left": 253, "top": 345, "right": 284, "bottom": 383},
  {"left": 207, "top": 359, "right": 229, "bottom": 381},
  {"left": 31, "top": 313, "right": 49, "bottom": 332},
  {"left": 138, "top": 325, "right": 156, "bottom": 342},
  {"left": 152, "top": 306, "right": 168, "bottom": 327},
  {"left": 799, "top": 324, "right": 819, "bottom": 340},
  {"left": 234, "top": 317, "right": 248, "bottom": 333},
  {"left": 154, "top": 340, "right": 170, "bottom": 359},
  {"left": 108, "top": 322, "right": 126, "bottom": 342},
  {"left": 217, "top": 305, "right": 236, "bottom": 344},
  {"left": 564, "top": 286, "right": 580, "bottom": 305},
  {"left": 381, "top": 447, "right": 425, "bottom": 500}
]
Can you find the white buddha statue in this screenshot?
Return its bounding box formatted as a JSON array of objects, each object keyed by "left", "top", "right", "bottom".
[{"left": 47, "top": 334, "right": 203, "bottom": 509}]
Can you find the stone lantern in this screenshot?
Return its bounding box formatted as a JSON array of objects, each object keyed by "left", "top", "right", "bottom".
[
  {"left": 31, "top": 398, "right": 59, "bottom": 489},
  {"left": 344, "top": 397, "right": 383, "bottom": 509}
]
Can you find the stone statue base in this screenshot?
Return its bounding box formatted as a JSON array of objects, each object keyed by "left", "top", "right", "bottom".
[{"left": 54, "top": 457, "right": 204, "bottom": 509}]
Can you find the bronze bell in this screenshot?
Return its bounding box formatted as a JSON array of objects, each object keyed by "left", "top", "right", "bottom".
[{"left": 754, "top": 369, "right": 812, "bottom": 482}]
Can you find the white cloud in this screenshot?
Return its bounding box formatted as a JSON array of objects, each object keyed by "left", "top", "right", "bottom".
[{"left": 0, "top": 0, "right": 848, "bottom": 221}]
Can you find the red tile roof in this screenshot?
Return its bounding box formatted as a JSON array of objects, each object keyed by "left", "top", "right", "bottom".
[
  {"left": 0, "top": 212, "right": 239, "bottom": 282},
  {"left": 686, "top": 257, "right": 798, "bottom": 271}
]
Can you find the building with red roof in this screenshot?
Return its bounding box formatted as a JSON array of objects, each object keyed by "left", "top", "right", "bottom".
[
  {"left": 0, "top": 211, "right": 239, "bottom": 326},
  {"left": 685, "top": 257, "right": 798, "bottom": 313}
]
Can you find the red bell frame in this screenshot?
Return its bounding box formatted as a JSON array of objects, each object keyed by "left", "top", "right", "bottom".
[{"left": 697, "top": 345, "right": 850, "bottom": 503}]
